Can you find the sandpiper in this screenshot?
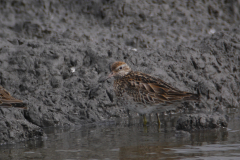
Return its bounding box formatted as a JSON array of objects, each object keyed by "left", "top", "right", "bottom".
[{"left": 107, "top": 61, "right": 200, "bottom": 126}]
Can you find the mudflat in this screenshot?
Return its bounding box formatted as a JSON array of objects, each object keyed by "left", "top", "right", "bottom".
[{"left": 0, "top": 0, "right": 239, "bottom": 144}]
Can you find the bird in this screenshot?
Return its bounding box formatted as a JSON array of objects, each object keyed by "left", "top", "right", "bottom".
[
  {"left": 0, "top": 85, "right": 27, "bottom": 109},
  {"left": 106, "top": 61, "right": 200, "bottom": 126}
]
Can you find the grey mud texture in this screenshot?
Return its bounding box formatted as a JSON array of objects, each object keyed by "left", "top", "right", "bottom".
[{"left": 0, "top": 0, "right": 239, "bottom": 144}]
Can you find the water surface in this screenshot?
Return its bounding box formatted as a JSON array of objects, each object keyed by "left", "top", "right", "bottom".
[{"left": 0, "top": 112, "right": 240, "bottom": 160}]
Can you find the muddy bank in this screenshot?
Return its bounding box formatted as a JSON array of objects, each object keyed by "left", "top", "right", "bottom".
[
  {"left": 0, "top": 0, "right": 239, "bottom": 143},
  {"left": 176, "top": 113, "right": 228, "bottom": 131}
]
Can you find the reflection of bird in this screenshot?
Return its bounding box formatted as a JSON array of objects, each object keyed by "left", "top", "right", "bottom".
[
  {"left": 119, "top": 145, "right": 167, "bottom": 160},
  {"left": 0, "top": 86, "right": 27, "bottom": 109},
  {"left": 107, "top": 61, "right": 200, "bottom": 126}
]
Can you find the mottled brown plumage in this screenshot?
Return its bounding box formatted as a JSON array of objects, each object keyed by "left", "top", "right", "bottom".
[
  {"left": 0, "top": 86, "right": 27, "bottom": 109},
  {"left": 107, "top": 61, "right": 200, "bottom": 116}
]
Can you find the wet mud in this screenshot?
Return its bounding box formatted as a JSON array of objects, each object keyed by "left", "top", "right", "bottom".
[{"left": 0, "top": 0, "right": 239, "bottom": 144}]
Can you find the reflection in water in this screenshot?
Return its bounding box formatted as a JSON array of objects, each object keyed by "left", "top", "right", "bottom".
[{"left": 0, "top": 112, "right": 240, "bottom": 160}]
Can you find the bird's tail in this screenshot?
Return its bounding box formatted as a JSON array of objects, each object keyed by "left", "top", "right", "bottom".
[
  {"left": 0, "top": 102, "right": 27, "bottom": 109},
  {"left": 183, "top": 87, "right": 201, "bottom": 102}
]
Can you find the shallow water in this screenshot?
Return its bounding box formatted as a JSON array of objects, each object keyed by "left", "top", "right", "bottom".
[{"left": 1, "top": 112, "right": 240, "bottom": 160}]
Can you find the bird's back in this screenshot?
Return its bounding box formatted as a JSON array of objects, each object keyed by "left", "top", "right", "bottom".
[{"left": 114, "top": 71, "right": 200, "bottom": 106}]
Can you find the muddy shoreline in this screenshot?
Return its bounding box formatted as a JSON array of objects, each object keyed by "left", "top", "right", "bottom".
[{"left": 0, "top": 0, "right": 239, "bottom": 144}]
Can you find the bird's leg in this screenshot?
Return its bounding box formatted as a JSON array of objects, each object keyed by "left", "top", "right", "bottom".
[
  {"left": 127, "top": 109, "right": 132, "bottom": 126},
  {"left": 127, "top": 109, "right": 131, "bottom": 117},
  {"left": 156, "top": 113, "right": 161, "bottom": 127},
  {"left": 143, "top": 114, "right": 147, "bottom": 126}
]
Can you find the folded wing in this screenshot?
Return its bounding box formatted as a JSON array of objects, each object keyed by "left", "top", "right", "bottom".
[
  {"left": 126, "top": 72, "right": 200, "bottom": 105},
  {"left": 0, "top": 86, "right": 27, "bottom": 109}
]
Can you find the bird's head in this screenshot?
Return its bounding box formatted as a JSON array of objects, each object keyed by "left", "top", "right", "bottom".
[{"left": 107, "top": 61, "right": 131, "bottom": 79}]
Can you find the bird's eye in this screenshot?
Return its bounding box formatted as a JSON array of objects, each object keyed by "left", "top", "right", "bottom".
[{"left": 119, "top": 66, "right": 122, "bottom": 70}]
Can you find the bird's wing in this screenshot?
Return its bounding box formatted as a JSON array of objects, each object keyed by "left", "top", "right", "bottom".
[
  {"left": 0, "top": 86, "right": 27, "bottom": 108},
  {"left": 125, "top": 72, "right": 199, "bottom": 104}
]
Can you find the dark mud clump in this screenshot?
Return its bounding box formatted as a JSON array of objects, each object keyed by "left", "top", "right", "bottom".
[
  {"left": 0, "top": 0, "right": 240, "bottom": 143},
  {"left": 0, "top": 108, "right": 43, "bottom": 145},
  {"left": 176, "top": 113, "right": 228, "bottom": 131}
]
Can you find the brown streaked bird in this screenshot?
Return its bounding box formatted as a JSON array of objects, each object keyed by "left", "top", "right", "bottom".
[
  {"left": 107, "top": 61, "right": 200, "bottom": 126},
  {"left": 0, "top": 86, "right": 27, "bottom": 109}
]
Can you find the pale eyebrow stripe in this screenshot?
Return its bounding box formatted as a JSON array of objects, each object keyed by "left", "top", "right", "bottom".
[{"left": 117, "top": 64, "right": 127, "bottom": 69}]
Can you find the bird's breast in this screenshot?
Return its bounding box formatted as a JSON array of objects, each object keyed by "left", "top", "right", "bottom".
[{"left": 114, "top": 80, "right": 125, "bottom": 97}]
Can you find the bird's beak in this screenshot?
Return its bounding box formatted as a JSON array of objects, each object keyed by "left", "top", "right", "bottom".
[
  {"left": 106, "top": 72, "right": 115, "bottom": 80},
  {"left": 99, "top": 72, "right": 115, "bottom": 83}
]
